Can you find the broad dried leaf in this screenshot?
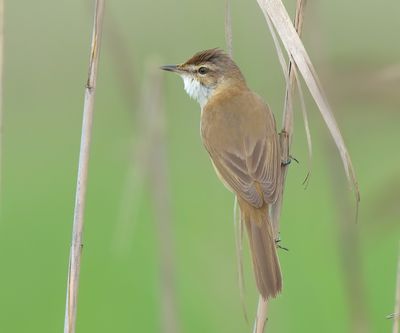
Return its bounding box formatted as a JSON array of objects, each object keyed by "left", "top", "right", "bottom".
[
  {"left": 257, "top": 0, "right": 360, "bottom": 205},
  {"left": 264, "top": 13, "right": 288, "bottom": 80}
]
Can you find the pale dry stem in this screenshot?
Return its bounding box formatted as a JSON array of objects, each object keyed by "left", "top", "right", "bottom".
[
  {"left": 257, "top": 0, "right": 360, "bottom": 210},
  {"left": 225, "top": 0, "right": 233, "bottom": 57},
  {"left": 392, "top": 244, "right": 400, "bottom": 333},
  {"left": 146, "top": 62, "right": 181, "bottom": 333},
  {"left": 254, "top": 1, "right": 307, "bottom": 332},
  {"left": 63, "top": 1, "right": 105, "bottom": 332},
  {"left": 0, "top": 0, "right": 4, "bottom": 209}
]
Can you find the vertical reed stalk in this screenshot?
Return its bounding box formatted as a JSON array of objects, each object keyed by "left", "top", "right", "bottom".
[
  {"left": 253, "top": 296, "right": 268, "bottom": 333},
  {"left": 145, "top": 63, "right": 180, "bottom": 333},
  {"left": 392, "top": 244, "right": 400, "bottom": 333},
  {"left": 225, "top": 2, "right": 251, "bottom": 322},
  {"left": 253, "top": 1, "right": 307, "bottom": 332},
  {"left": 256, "top": 0, "right": 359, "bottom": 207},
  {"left": 0, "top": 0, "right": 4, "bottom": 206},
  {"left": 225, "top": 0, "right": 233, "bottom": 57},
  {"left": 63, "top": 1, "right": 105, "bottom": 332},
  {"left": 272, "top": 0, "right": 307, "bottom": 235}
]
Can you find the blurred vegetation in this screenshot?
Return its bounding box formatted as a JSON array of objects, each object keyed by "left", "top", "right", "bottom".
[{"left": 0, "top": 0, "right": 399, "bottom": 332}]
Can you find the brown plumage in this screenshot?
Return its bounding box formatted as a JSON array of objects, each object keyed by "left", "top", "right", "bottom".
[
  {"left": 184, "top": 48, "right": 227, "bottom": 66},
  {"left": 161, "top": 49, "right": 283, "bottom": 300}
]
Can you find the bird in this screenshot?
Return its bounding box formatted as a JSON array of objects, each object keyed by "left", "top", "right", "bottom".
[{"left": 161, "top": 48, "right": 282, "bottom": 300}]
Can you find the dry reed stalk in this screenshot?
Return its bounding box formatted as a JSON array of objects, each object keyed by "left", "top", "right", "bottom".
[
  {"left": 391, "top": 244, "right": 400, "bottom": 333},
  {"left": 0, "top": 0, "right": 4, "bottom": 206},
  {"left": 225, "top": 2, "right": 251, "bottom": 323},
  {"left": 253, "top": 296, "right": 268, "bottom": 333},
  {"left": 255, "top": 0, "right": 364, "bottom": 330},
  {"left": 256, "top": 0, "right": 360, "bottom": 208},
  {"left": 270, "top": 0, "right": 308, "bottom": 236},
  {"left": 63, "top": 1, "right": 105, "bottom": 332},
  {"left": 254, "top": 1, "right": 307, "bottom": 331},
  {"left": 145, "top": 61, "right": 180, "bottom": 333},
  {"left": 225, "top": 0, "right": 233, "bottom": 58}
]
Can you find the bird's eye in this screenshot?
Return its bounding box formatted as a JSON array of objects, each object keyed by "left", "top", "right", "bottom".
[{"left": 198, "top": 67, "right": 208, "bottom": 75}]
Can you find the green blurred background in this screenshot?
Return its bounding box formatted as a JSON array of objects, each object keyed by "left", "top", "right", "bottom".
[{"left": 1, "top": 0, "right": 399, "bottom": 332}]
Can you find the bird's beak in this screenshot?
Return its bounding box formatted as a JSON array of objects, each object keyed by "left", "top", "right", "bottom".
[{"left": 160, "top": 64, "right": 182, "bottom": 74}]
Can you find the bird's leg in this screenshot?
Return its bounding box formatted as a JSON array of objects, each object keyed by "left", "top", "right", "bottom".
[
  {"left": 281, "top": 155, "right": 299, "bottom": 166},
  {"left": 277, "top": 244, "right": 289, "bottom": 252},
  {"left": 275, "top": 235, "right": 289, "bottom": 251}
]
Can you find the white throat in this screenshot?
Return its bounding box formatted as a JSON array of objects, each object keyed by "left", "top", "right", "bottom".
[{"left": 181, "top": 75, "right": 214, "bottom": 108}]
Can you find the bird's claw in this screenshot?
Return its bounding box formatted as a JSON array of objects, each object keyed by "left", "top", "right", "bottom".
[
  {"left": 275, "top": 238, "right": 289, "bottom": 251},
  {"left": 282, "top": 155, "right": 299, "bottom": 166}
]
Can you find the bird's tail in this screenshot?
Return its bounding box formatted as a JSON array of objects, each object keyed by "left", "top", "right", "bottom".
[{"left": 238, "top": 198, "right": 282, "bottom": 300}]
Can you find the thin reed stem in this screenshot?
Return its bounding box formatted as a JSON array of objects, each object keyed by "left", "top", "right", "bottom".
[
  {"left": 146, "top": 63, "right": 180, "bottom": 333},
  {"left": 392, "top": 244, "right": 400, "bottom": 333},
  {"left": 272, "top": 0, "right": 307, "bottom": 237},
  {"left": 0, "top": 0, "right": 4, "bottom": 207},
  {"left": 253, "top": 296, "right": 268, "bottom": 333},
  {"left": 224, "top": 3, "right": 251, "bottom": 322},
  {"left": 63, "top": 1, "right": 105, "bottom": 332},
  {"left": 257, "top": 0, "right": 360, "bottom": 210},
  {"left": 225, "top": 0, "right": 233, "bottom": 57},
  {"left": 254, "top": 1, "right": 307, "bottom": 331}
]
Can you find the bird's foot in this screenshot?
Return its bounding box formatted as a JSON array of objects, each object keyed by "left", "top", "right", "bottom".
[
  {"left": 281, "top": 155, "right": 299, "bottom": 166},
  {"left": 275, "top": 238, "right": 289, "bottom": 251}
]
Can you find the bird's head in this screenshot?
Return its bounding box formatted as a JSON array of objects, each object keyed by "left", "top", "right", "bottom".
[{"left": 161, "top": 48, "right": 245, "bottom": 107}]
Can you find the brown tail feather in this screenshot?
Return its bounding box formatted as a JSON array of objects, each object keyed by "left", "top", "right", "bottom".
[{"left": 239, "top": 199, "right": 282, "bottom": 300}]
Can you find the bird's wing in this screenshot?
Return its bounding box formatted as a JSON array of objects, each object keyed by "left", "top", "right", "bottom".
[
  {"left": 206, "top": 136, "right": 280, "bottom": 208},
  {"left": 201, "top": 91, "right": 281, "bottom": 207}
]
